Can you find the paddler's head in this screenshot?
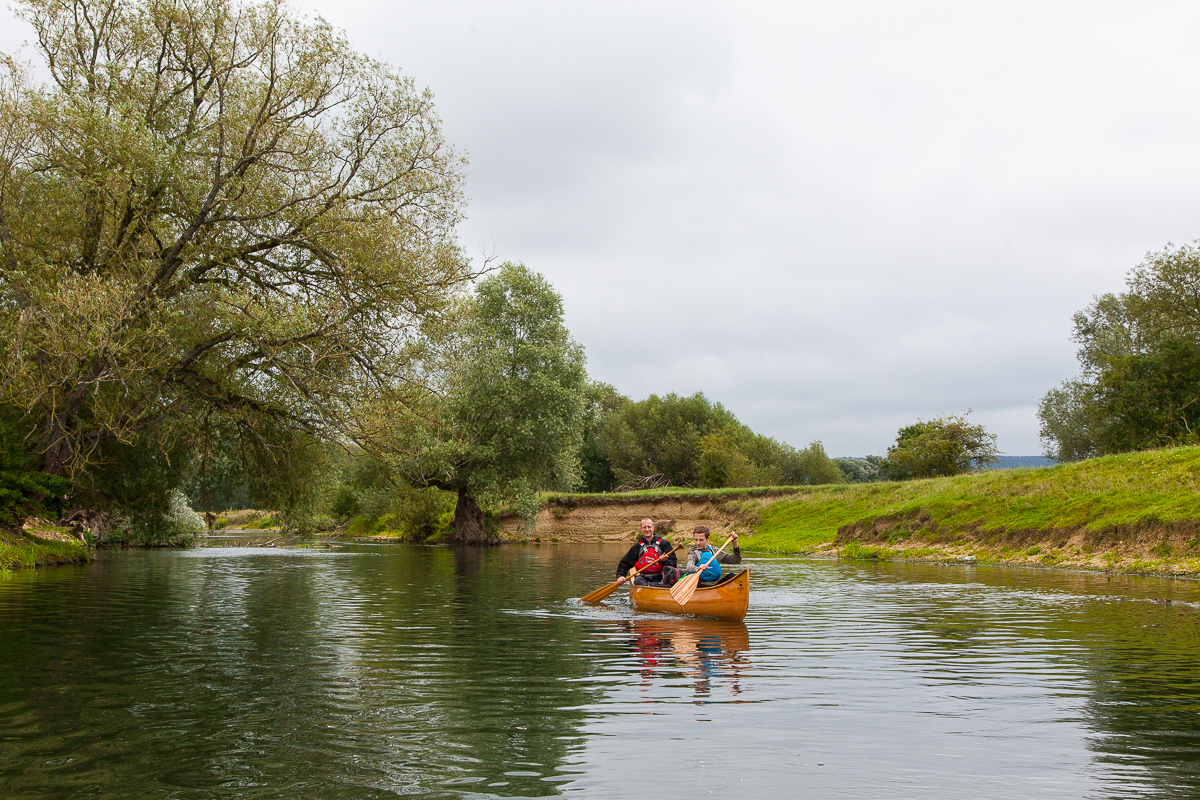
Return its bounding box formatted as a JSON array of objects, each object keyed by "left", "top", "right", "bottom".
[
  {"left": 640, "top": 518, "right": 654, "bottom": 540},
  {"left": 692, "top": 526, "right": 711, "bottom": 548}
]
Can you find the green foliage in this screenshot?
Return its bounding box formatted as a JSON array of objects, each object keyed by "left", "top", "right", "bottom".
[
  {"left": 0, "top": 0, "right": 470, "bottom": 477},
  {"left": 163, "top": 490, "right": 205, "bottom": 546},
  {"left": 1038, "top": 380, "right": 1101, "bottom": 462},
  {"left": 390, "top": 264, "right": 588, "bottom": 537},
  {"left": 174, "top": 414, "right": 345, "bottom": 534},
  {"left": 1095, "top": 337, "right": 1200, "bottom": 452},
  {"left": 448, "top": 264, "right": 587, "bottom": 518},
  {"left": 833, "top": 456, "right": 885, "bottom": 483},
  {"left": 0, "top": 535, "right": 89, "bottom": 571},
  {"left": 0, "top": 406, "right": 69, "bottom": 524},
  {"left": 881, "top": 413, "right": 998, "bottom": 480},
  {"left": 783, "top": 441, "right": 846, "bottom": 486},
  {"left": 698, "top": 430, "right": 759, "bottom": 488},
  {"left": 72, "top": 434, "right": 190, "bottom": 544},
  {"left": 595, "top": 392, "right": 740, "bottom": 486},
  {"left": 839, "top": 542, "right": 892, "bottom": 560},
  {"left": 593, "top": 391, "right": 844, "bottom": 489},
  {"left": 576, "top": 382, "right": 625, "bottom": 492},
  {"left": 1041, "top": 241, "right": 1200, "bottom": 461},
  {"left": 331, "top": 451, "right": 455, "bottom": 539}
]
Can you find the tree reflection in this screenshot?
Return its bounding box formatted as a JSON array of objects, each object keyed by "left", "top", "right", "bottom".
[{"left": 0, "top": 545, "right": 608, "bottom": 798}]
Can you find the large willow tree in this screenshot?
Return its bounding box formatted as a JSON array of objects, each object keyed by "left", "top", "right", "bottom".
[
  {"left": 387, "top": 264, "right": 588, "bottom": 545},
  {"left": 0, "top": 0, "right": 469, "bottom": 476}
]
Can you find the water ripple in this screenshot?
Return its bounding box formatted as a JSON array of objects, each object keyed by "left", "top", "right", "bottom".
[{"left": 3, "top": 546, "right": 1200, "bottom": 798}]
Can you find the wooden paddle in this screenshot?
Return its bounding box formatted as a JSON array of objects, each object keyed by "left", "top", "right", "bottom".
[
  {"left": 580, "top": 544, "right": 683, "bottom": 603},
  {"left": 669, "top": 536, "right": 736, "bottom": 607}
]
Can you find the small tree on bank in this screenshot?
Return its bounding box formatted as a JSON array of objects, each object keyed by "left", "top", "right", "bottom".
[
  {"left": 882, "top": 413, "right": 998, "bottom": 480},
  {"left": 1040, "top": 241, "right": 1200, "bottom": 461},
  {"left": 388, "top": 264, "right": 588, "bottom": 545}
]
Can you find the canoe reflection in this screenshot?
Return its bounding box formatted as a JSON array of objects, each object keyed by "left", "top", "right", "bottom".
[{"left": 624, "top": 618, "right": 750, "bottom": 701}]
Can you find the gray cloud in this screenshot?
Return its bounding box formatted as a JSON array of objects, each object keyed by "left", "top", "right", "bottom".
[{"left": 6, "top": 1, "right": 1200, "bottom": 456}]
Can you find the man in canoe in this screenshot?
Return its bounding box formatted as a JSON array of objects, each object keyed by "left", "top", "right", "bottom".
[
  {"left": 670, "top": 526, "right": 740, "bottom": 586},
  {"left": 616, "top": 518, "right": 678, "bottom": 586}
]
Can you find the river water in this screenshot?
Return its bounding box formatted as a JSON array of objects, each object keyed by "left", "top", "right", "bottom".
[{"left": 3, "top": 543, "right": 1200, "bottom": 799}]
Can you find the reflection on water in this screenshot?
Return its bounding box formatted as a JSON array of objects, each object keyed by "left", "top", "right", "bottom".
[
  {"left": 614, "top": 618, "right": 749, "bottom": 702},
  {"left": 2, "top": 544, "right": 1200, "bottom": 798}
]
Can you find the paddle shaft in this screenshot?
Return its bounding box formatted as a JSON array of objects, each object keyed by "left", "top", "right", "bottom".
[{"left": 580, "top": 543, "right": 682, "bottom": 603}]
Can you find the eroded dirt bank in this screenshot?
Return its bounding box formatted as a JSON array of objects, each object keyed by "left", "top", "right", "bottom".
[
  {"left": 494, "top": 493, "right": 784, "bottom": 543},
  {"left": 831, "top": 513, "right": 1200, "bottom": 576}
]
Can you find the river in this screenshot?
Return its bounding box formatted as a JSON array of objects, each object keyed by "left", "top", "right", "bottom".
[{"left": 2, "top": 542, "right": 1200, "bottom": 798}]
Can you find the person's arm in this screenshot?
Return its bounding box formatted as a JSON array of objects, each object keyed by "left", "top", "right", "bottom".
[
  {"left": 718, "top": 533, "right": 742, "bottom": 564},
  {"left": 616, "top": 543, "right": 639, "bottom": 580},
  {"left": 679, "top": 548, "right": 699, "bottom": 574}
]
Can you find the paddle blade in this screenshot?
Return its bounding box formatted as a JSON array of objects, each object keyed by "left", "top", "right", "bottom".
[
  {"left": 580, "top": 581, "right": 621, "bottom": 603},
  {"left": 669, "top": 572, "right": 702, "bottom": 607}
]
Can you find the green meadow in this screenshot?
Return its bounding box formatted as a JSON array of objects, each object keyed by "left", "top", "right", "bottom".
[{"left": 743, "top": 447, "right": 1200, "bottom": 553}]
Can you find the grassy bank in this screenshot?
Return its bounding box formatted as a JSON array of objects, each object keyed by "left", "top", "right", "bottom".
[
  {"left": 0, "top": 529, "right": 91, "bottom": 571},
  {"left": 742, "top": 446, "right": 1200, "bottom": 574}
]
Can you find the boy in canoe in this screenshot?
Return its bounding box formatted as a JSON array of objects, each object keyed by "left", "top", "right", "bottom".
[
  {"left": 616, "top": 518, "right": 678, "bottom": 586},
  {"left": 668, "top": 526, "right": 740, "bottom": 586}
]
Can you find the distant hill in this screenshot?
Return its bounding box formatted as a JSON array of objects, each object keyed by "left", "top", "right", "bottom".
[{"left": 992, "top": 456, "right": 1052, "bottom": 469}]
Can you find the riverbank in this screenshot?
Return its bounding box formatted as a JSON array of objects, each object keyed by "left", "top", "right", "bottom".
[
  {"left": 502, "top": 447, "right": 1200, "bottom": 577},
  {"left": 752, "top": 446, "right": 1200, "bottom": 575},
  {"left": 494, "top": 486, "right": 806, "bottom": 543},
  {"left": 0, "top": 526, "right": 90, "bottom": 571}
]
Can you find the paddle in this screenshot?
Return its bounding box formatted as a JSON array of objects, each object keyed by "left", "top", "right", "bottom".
[
  {"left": 580, "top": 544, "right": 683, "bottom": 603},
  {"left": 669, "top": 535, "right": 736, "bottom": 607}
]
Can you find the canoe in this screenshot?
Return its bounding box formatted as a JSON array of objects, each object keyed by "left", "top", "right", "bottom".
[{"left": 628, "top": 569, "right": 750, "bottom": 622}]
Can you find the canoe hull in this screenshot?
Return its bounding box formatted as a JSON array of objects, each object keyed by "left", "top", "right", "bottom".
[{"left": 629, "top": 569, "right": 750, "bottom": 622}]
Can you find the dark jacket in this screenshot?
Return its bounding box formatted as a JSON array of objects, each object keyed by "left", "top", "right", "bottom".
[{"left": 616, "top": 535, "right": 677, "bottom": 578}]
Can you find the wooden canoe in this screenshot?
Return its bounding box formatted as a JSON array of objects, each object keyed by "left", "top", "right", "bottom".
[{"left": 628, "top": 569, "right": 750, "bottom": 621}]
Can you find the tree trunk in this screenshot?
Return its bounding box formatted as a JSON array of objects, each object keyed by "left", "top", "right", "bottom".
[{"left": 450, "top": 488, "right": 492, "bottom": 545}]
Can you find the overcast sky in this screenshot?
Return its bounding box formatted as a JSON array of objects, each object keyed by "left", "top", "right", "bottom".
[{"left": 6, "top": 1, "right": 1200, "bottom": 457}]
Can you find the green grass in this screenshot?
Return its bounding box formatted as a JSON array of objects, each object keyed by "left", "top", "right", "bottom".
[
  {"left": 0, "top": 535, "right": 90, "bottom": 571},
  {"left": 839, "top": 541, "right": 894, "bottom": 560},
  {"left": 743, "top": 446, "right": 1200, "bottom": 553}
]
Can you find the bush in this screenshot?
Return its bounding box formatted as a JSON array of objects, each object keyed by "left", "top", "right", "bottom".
[
  {"left": 833, "top": 456, "right": 885, "bottom": 483},
  {"left": 882, "top": 413, "right": 998, "bottom": 480},
  {"left": 163, "top": 490, "right": 206, "bottom": 546}
]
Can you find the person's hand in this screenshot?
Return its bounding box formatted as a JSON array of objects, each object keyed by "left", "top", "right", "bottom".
[
  {"left": 730, "top": 531, "right": 740, "bottom": 546},
  {"left": 617, "top": 575, "right": 627, "bottom": 585}
]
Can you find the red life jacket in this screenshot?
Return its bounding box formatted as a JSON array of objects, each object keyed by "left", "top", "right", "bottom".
[{"left": 635, "top": 543, "right": 664, "bottom": 574}]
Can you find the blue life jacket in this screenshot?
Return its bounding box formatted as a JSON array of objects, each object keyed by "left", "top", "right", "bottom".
[{"left": 696, "top": 548, "right": 722, "bottom": 582}]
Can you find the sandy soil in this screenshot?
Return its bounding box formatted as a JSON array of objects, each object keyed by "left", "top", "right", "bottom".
[{"left": 494, "top": 494, "right": 778, "bottom": 544}]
